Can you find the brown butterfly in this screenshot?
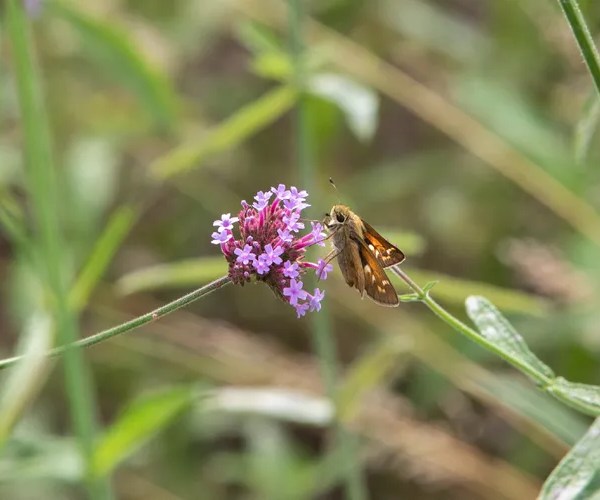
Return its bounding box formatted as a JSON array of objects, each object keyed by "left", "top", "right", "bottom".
[{"left": 323, "top": 204, "right": 405, "bottom": 306}]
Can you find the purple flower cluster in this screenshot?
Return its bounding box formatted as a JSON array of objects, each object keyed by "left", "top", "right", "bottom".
[{"left": 211, "top": 185, "right": 332, "bottom": 317}]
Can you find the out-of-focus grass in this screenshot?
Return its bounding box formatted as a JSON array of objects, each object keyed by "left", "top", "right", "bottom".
[{"left": 4, "top": 1, "right": 107, "bottom": 497}]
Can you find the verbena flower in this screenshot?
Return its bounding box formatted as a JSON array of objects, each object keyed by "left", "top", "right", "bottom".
[{"left": 211, "top": 185, "right": 327, "bottom": 316}]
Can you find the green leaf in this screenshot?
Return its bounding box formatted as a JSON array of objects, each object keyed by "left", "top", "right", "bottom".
[
  {"left": 540, "top": 417, "right": 600, "bottom": 500},
  {"left": 398, "top": 293, "right": 421, "bottom": 302},
  {"left": 69, "top": 205, "right": 137, "bottom": 311},
  {"left": 308, "top": 73, "right": 379, "bottom": 142},
  {"left": 548, "top": 378, "right": 600, "bottom": 416},
  {"left": 51, "top": 1, "right": 177, "bottom": 129},
  {"left": 151, "top": 85, "right": 297, "bottom": 179},
  {"left": 421, "top": 280, "right": 439, "bottom": 294},
  {"left": 465, "top": 295, "right": 555, "bottom": 380},
  {"left": 92, "top": 386, "right": 196, "bottom": 477}
]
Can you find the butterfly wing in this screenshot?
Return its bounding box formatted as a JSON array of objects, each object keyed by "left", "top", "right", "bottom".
[
  {"left": 361, "top": 220, "right": 405, "bottom": 268},
  {"left": 352, "top": 234, "right": 399, "bottom": 307}
]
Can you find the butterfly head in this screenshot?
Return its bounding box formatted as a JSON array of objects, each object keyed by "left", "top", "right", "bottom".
[{"left": 325, "top": 204, "right": 352, "bottom": 229}]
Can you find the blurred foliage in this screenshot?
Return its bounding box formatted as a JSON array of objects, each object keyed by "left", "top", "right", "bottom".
[{"left": 2, "top": 0, "right": 600, "bottom": 498}]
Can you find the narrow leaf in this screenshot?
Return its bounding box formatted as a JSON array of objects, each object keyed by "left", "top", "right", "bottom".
[
  {"left": 92, "top": 386, "right": 196, "bottom": 477},
  {"left": 465, "top": 296, "right": 555, "bottom": 379},
  {"left": 539, "top": 417, "right": 600, "bottom": 500},
  {"left": 52, "top": 2, "right": 177, "bottom": 129},
  {"left": 548, "top": 378, "right": 600, "bottom": 416},
  {"left": 421, "top": 280, "right": 439, "bottom": 294},
  {"left": 574, "top": 94, "right": 600, "bottom": 167},
  {"left": 152, "top": 86, "right": 297, "bottom": 179},
  {"left": 69, "top": 205, "right": 137, "bottom": 311},
  {"left": 398, "top": 293, "right": 421, "bottom": 303}
]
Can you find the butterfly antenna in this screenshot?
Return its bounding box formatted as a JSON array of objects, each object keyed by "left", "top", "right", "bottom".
[{"left": 329, "top": 177, "right": 341, "bottom": 204}]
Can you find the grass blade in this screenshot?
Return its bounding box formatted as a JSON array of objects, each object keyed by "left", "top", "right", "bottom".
[
  {"left": 151, "top": 85, "right": 297, "bottom": 179},
  {"left": 70, "top": 205, "right": 137, "bottom": 311},
  {"left": 92, "top": 386, "right": 197, "bottom": 477},
  {"left": 51, "top": 1, "right": 178, "bottom": 130}
]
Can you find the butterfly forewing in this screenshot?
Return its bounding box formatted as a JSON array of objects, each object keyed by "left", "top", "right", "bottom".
[
  {"left": 361, "top": 220, "right": 405, "bottom": 268},
  {"left": 353, "top": 234, "right": 399, "bottom": 307}
]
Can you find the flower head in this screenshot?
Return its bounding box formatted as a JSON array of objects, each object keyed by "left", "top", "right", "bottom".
[{"left": 211, "top": 185, "right": 329, "bottom": 317}]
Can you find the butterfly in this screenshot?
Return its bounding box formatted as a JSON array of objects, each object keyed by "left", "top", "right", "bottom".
[{"left": 323, "top": 204, "right": 405, "bottom": 306}]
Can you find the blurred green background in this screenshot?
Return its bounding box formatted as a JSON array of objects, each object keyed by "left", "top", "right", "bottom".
[{"left": 1, "top": 0, "right": 600, "bottom": 498}]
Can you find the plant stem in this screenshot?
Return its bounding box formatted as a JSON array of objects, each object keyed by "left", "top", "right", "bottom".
[
  {"left": 558, "top": 0, "right": 600, "bottom": 97},
  {"left": 288, "top": 1, "right": 367, "bottom": 498},
  {"left": 391, "top": 266, "right": 600, "bottom": 417},
  {"left": 392, "top": 266, "right": 550, "bottom": 385},
  {"left": 0, "top": 277, "right": 231, "bottom": 371}
]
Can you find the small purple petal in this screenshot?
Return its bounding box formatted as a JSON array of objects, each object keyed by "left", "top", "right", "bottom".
[
  {"left": 290, "top": 186, "right": 308, "bottom": 199},
  {"left": 277, "top": 228, "right": 293, "bottom": 243},
  {"left": 283, "top": 212, "right": 304, "bottom": 232},
  {"left": 295, "top": 302, "right": 310, "bottom": 318},
  {"left": 310, "top": 222, "right": 327, "bottom": 247},
  {"left": 283, "top": 261, "right": 300, "bottom": 279},
  {"left": 263, "top": 243, "right": 284, "bottom": 265},
  {"left": 234, "top": 244, "right": 256, "bottom": 265},
  {"left": 316, "top": 259, "right": 333, "bottom": 280},
  {"left": 253, "top": 191, "right": 272, "bottom": 211},
  {"left": 283, "top": 278, "right": 307, "bottom": 306},
  {"left": 253, "top": 255, "right": 271, "bottom": 275},
  {"left": 213, "top": 213, "right": 239, "bottom": 232},
  {"left": 211, "top": 231, "right": 232, "bottom": 245},
  {"left": 271, "top": 184, "right": 291, "bottom": 200},
  {"left": 308, "top": 288, "right": 325, "bottom": 312}
]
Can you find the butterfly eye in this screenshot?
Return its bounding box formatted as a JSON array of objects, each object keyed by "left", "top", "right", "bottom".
[{"left": 336, "top": 213, "right": 346, "bottom": 223}]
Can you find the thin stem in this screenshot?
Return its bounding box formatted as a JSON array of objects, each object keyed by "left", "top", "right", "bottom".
[
  {"left": 0, "top": 277, "right": 231, "bottom": 371},
  {"left": 391, "top": 266, "right": 600, "bottom": 417},
  {"left": 391, "top": 266, "right": 550, "bottom": 385},
  {"left": 558, "top": 0, "right": 600, "bottom": 98},
  {"left": 288, "top": 1, "right": 367, "bottom": 498}
]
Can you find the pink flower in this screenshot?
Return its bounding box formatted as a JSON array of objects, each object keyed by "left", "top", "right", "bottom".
[
  {"left": 213, "top": 213, "right": 238, "bottom": 233},
  {"left": 308, "top": 289, "right": 325, "bottom": 312},
  {"left": 316, "top": 259, "right": 333, "bottom": 280},
  {"left": 211, "top": 185, "right": 329, "bottom": 317},
  {"left": 283, "top": 278, "right": 307, "bottom": 306}
]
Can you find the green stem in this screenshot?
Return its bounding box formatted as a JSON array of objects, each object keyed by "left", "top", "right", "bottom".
[
  {"left": 288, "top": 1, "right": 367, "bottom": 498},
  {"left": 391, "top": 266, "right": 600, "bottom": 417},
  {"left": 558, "top": 0, "right": 600, "bottom": 97},
  {"left": 392, "top": 267, "right": 550, "bottom": 384},
  {"left": 0, "top": 277, "right": 231, "bottom": 371}
]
